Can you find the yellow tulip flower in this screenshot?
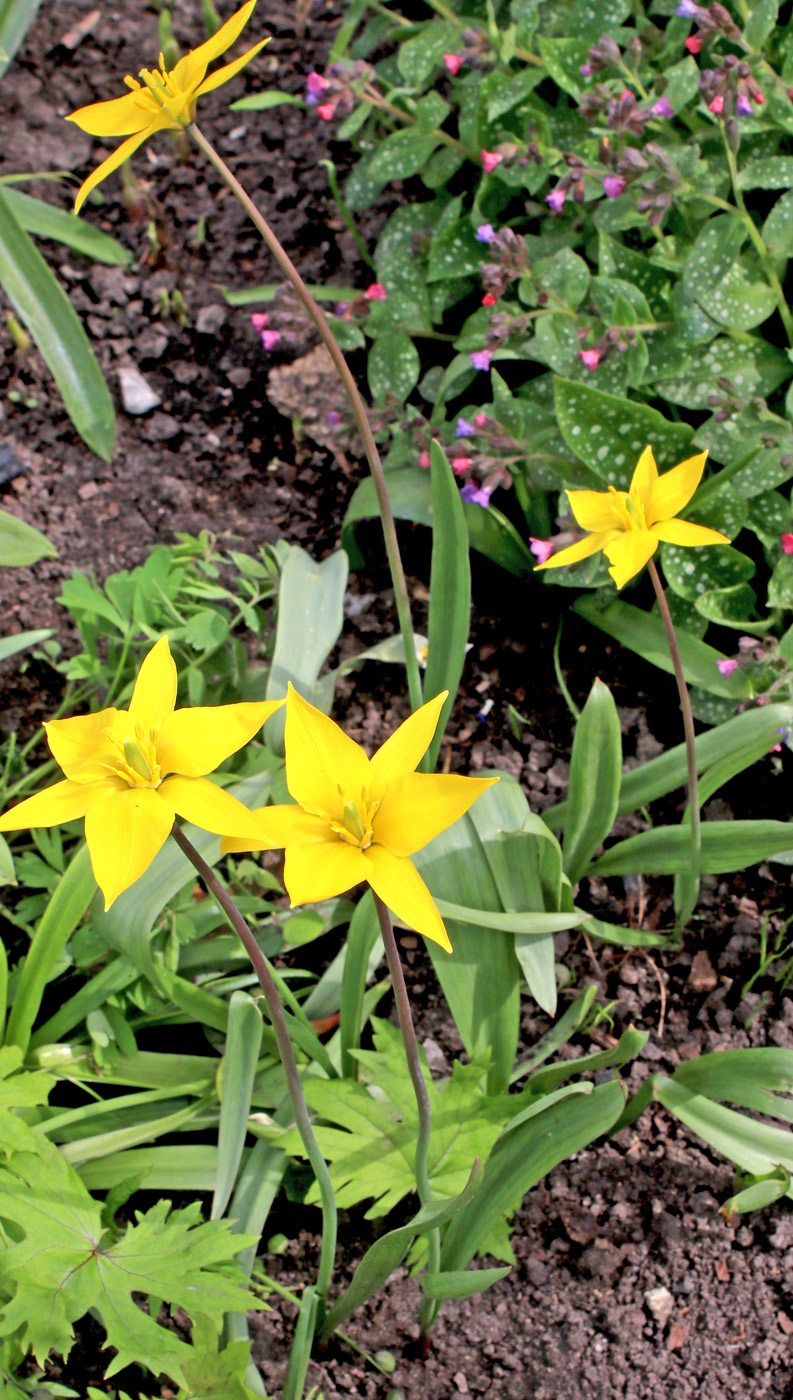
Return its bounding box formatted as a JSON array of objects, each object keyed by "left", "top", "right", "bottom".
[
  {"left": 534, "top": 445, "right": 729, "bottom": 589},
  {"left": 0, "top": 638, "right": 283, "bottom": 910},
  {"left": 222, "top": 684, "right": 498, "bottom": 951},
  {"left": 67, "top": 1, "right": 267, "bottom": 213}
]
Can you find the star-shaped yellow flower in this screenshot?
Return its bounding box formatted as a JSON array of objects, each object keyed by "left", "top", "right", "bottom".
[
  {"left": 222, "top": 684, "right": 498, "bottom": 951},
  {"left": 534, "top": 446, "right": 729, "bottom": 589},
  {"left": 0, "top": 638, "right": 283, "bottom": 910},
  {"left": 67, "top": 1, "right": 267, "bottom": 213}
]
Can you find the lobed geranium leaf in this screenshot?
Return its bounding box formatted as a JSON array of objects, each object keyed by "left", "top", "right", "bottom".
[{"left": 0, "top": 1144, "right": 258, "bottom": 1385}]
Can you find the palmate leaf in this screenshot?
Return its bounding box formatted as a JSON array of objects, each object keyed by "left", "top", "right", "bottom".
[
  {"left": 0, "top": 1047, "right": 55, "bottom": 1153},
  {"left": 271, "top": 1019, "right": 508, "bottom": 1217},
  {"left": 0, "top": 1143, "right": 259, "bottom": 1385}
]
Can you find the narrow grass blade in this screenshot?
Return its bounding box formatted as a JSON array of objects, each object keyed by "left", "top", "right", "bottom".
[
  {"left": 423, "top": 441, "right": 471, "bottom": 771},
  {"left": 212, "top": 992, "right": 264, "bottom": 1221}
]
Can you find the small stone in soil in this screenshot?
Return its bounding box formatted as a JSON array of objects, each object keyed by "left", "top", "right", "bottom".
[
  {"left": 0, "top": 443, "right": 26, "bottom": 486},
  {"left": 117, "top": 366, "right": 161, "bottom": 415},
  {"left": 196, "top": 304, "right": 228, "bottom": 335},
  {"left": 644, "top": 1285, "right": 674, "bottom": 1327}
]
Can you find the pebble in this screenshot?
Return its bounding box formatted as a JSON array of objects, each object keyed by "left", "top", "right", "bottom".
[
  {"left": 117, "top": 366, "right": 161, "bottom": 415},
  {"left": 196, "top": 304, "right": 227, "bottom": 335},
  {"left": 644, "top": 1285, "right": 674, "bottom": 1327}
]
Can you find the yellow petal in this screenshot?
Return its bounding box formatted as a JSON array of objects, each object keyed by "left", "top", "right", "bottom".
[
  {"left": 368, "top": 692, "right": 447, "bottom": 801},
  {"left": 44, "top": 708, "right": 119, "bottom": 781},
  {"left": 221, "top": 803, "right": 328, "bottom": 854},
  {"left": 566, "top": 488, "right": 622, "bottom": 533},
  {"left": 0, "top": 777, "right": 122, "bottom": 831},
  {"left": 156, "top": 698, "right": 284, "bottom": 777},
  {"left": 603, "top": 531, "right": 658, "bottom": 588},
  {"left": 128, "top": 637, "right": 177, "bottom": 733},
  {"left": 283, "top": 837, "right": 369, "bottom": 905},
  {"left": 72, "top": 126, "right": 160, "bottom": 214},
  {"left": 374, "top": 772, "right": 499, "bottom": 857},
  {"left": 653, "top": 518, "right": 730, "bottom": 548},
  {"left": 645, "top": 451, "right": 708, "bottom": 526},
  {"left": 170, "top": 0, "right": 257, "bottom": 95},
  {"left": 193, "top": 39, "right": 269, "bottom": 98},
  {"left": 628, "top": 446, "right": 658, "bottom": 514},
  {"left": 364, "top": 845, "right": 451, "bottom": 952},
  {"left": 159, "top": 774, "right": 273, "bottom": 838},
  {"left": 534, "top": 530, "right": 619, "bottom": 572},
  {"left": 66, "top": 89, "right": 157, "bottom": 136},
  {"left": 85, "top": 787, "right": 174, "bottom": 910},
  {"left": 284, "top": 684, "right": 370, "bottom": 822}
]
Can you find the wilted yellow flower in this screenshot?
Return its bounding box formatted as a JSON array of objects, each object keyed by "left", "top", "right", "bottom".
[
  {"left": 0, "top": 638, "right": 283, "bottom": 909},
  {"left": 67, "top": 1, "right": 267, "bottom": 213},
  {"left": 534, "top": 446, "right": 729, "bottom": 589},
  {"left": 222, "top": 684, "right": 498, "bottom": 951}
]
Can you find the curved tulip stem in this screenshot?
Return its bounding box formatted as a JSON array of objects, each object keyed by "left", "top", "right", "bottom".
[
  {"left": 372, "top": 893, "right": 440, "bottom": 1337},
  {"left": 170, "top": 824, "right": 337, "bottom": 1315},
  {"left": 187, "top": 121, "right": 424, "bottom": 717},
  {"left": 647, "top": 558, "right": 701, "bottom": 923}
]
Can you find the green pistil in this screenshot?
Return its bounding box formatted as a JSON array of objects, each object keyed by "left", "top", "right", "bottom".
[
  {"left": 342, "top": 801, "right": 366, "bottom": 843},
  {"left": 123, "top": 739, "right": 152, "bottom": 782}
]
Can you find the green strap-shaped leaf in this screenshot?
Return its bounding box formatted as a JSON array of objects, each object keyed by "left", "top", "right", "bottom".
[
  {"left": 2, "top": 187, "right": 131, "bottom": 266},
  {"left": 0, "top": 508, "right": 56, "bottom": 566},
  {"left": 424, "top": 440, "right": 471, "bottom": 771},
  {"left": 341, "top": 468, "right": 535, "bottom": 578},
  {"left": 319, "top": 1160, "right": 484, "bottom": 1339},
  {"left": 5, "top": 842, "right": 95, "bottom": 1053},
  {"left": 339, "top": 890, "right": 380, "bottom": 1079},
  {"left": 0, "top": 0, "right": 43, "bottom": 79},
  {"left": 590, "top": 819, "right": 793, "bottom": 876},
  {"left": 420, "top": 1266, "right": 510, "bottom": 1301},
  {"left": 0, "top": 187, "right": 115, "bottom": 460},
  {"left": 265, "top": 544, "right": 349, "bottom": 752},
  {"left": 0, "top": 627, "right": 52, "bottom": 663},
  {"left": 562, "top": 678, "right": 622, "bottom": 885},
  {"left": 211, "top": 991, "right": 264, "bottom": 1222},
  {"left": 440, "top": 1080, "right": 625, "bottom": 1273},
  {"left": 572, "top": 593, "right": 753, "bottom": 699}
]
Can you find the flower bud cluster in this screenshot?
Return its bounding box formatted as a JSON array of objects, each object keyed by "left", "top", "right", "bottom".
[
  {"left": 479, "top": 227, "right": 530, "bottom": 300},
  {"left": 443, "top": 29, "right": 493, "bottom": 75},
  {"left": 699, "top": 55, "right": 765, "bottom": 119},
  {"left": 304, "top": 60, "right": 375, "bottom": 122},
  {"left": 676, "top": 1, "right": 744, "bottom": 47}
]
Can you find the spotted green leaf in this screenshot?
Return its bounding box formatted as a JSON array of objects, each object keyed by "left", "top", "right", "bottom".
[
  {"left": 682, "top": 216, "right": 777, "bottom": 331},
  {"left": 553, "top": 377, "right": 693, "bottom": 480}
]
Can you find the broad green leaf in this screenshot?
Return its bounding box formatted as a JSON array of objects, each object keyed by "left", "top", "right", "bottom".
[
  {"left": 572, "top": 594, "right": 753, "bottom": 699},
  {"left": 659, "top": 337, "right": 790, "bottom": 409},
  {"left": 682, "top": 216, "right": 777, "bottom": 331},
  {"left": 562, "top": 678, "right": 621, "bottom": 885},
  {"left": 273, "top": 1021, "right": 506, "bottom": 1217},
  {"left": 396, "top": 19, "right": 458, "bottom": 85},
  {"left": 368, "top": 330, "right": 420, "bottom": 404},
  {"left": 0, "top": 187, "right": 115, "bottom": 461},
  {"left": 0, "top": 506, "right": 56, "bottom": 565},
  {"left": 553, "top": 377, "right": 693, "bottom": 479},
  {"left": 3, "top": 187, "right": 131, "bottom": 265},
  {"left": 211, "top": 992, "right": 263, "bottom": 1221},
  {"left": 424, "top": 440, "right": 471, "bottom": 770},
  {"left": 265, "top": 544, "right": 348, "bottom": 750},
  {"left": 673, "top": 1047, "right": 793, "bottom": 1122},
  {"left": 440, "top": 1080, "right": 625, "bottom": 1272},
  {"left": 368, "top": 129, "right": 439, "bottom": 183},
  {"left": 535, "top": 35, "right": 589, "bottom": 98},
  {"left": 763, "top": 189, "right": 793, "bottom": 259},
  {"left": 590, "top": 819, "right": 793, "bottom": 876},
  {"left": 738, "top": 156, "right": 793, "bottom": 190},
  {"left": 743, "top": 0, "right": 778, "bottom": 50},
  {"left": 319, "top": 1160, "right": 484, "bottom": 1338},
  {"left": 0, "top": 1145, "right": 258, "bottom": 1385},
  {"left": 0, "top": 1047, "right": 54, "bottom": 1153},
  {"left": 661, "top": 542, "right": 755, "bottom": 601}
]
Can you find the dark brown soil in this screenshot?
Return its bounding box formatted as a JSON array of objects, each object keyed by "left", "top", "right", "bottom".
[{"left": 2, "top": 3, "right": 793, "bottom": 1398}]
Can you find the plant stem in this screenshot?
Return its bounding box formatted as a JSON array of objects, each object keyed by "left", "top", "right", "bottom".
[
  {"left": 646, "top": 558, "right": 700, "bottom": 922},
  {"left": 372, "top": 893, "right": 440, "bottom": 1336},
  {"left": 170, "top": 823, "right": 337, "bottom": 1314},
  {"left": 188, "top": 122, "right": 424, "bottom": 717}
]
